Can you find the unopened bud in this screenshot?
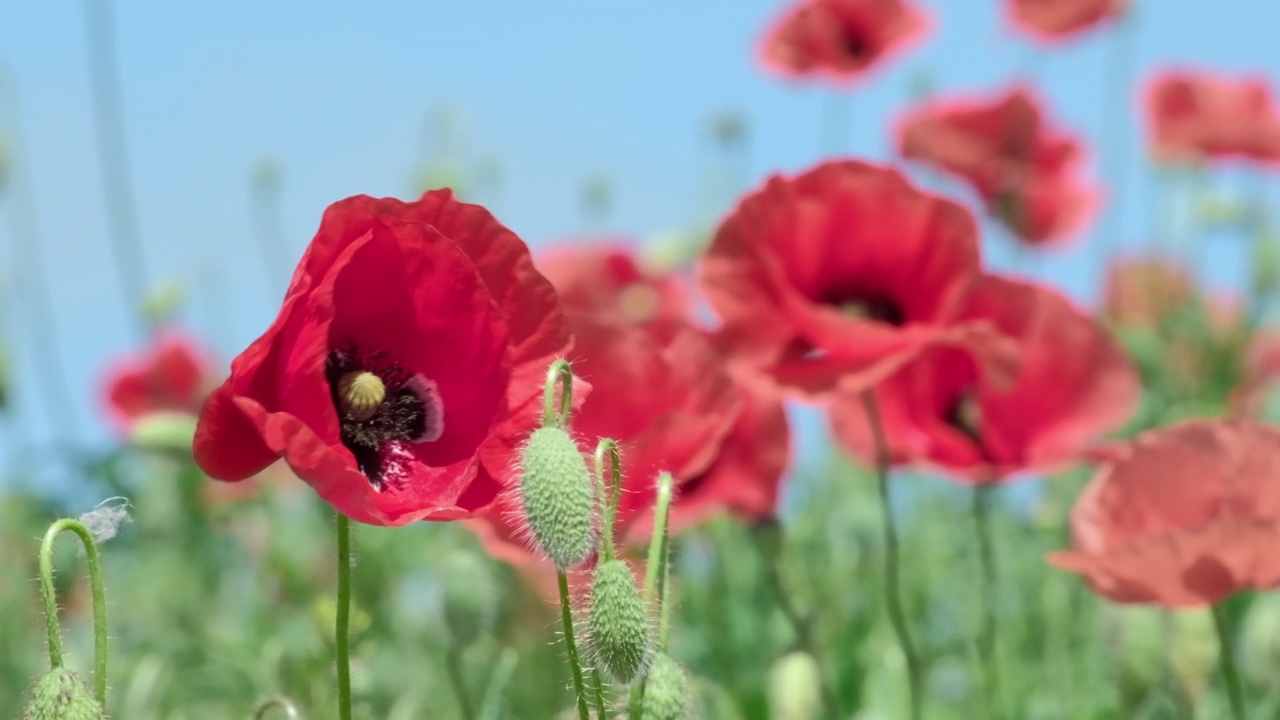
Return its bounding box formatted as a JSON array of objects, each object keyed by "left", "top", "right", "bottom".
[
  {"left": 768, "top": 651, "right": 823, "bottom": 720},
  {"left": 441, "top": 554, "right": 496, "bottom": 648},
  {"left": 641, "top": 653, "right": 697, "bottom": 720},
  {"left": 588, "top": 559, "right": 652, "bottom": 683},
  {"left": 518, "top": 427, "right": 595, "bottom": 570},
  {"left": 131, "top": 411, "right": 197, "bottom": 454},
  {"left": 21, "top": 667, "right": 104, "bottom": 720}
]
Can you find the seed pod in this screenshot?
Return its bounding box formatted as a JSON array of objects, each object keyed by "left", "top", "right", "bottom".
[
  {"left": 441, "top": 553, "right": 496, "bottom": 648},
  {"left": 518, "top": 426, "right": 595, "bottom": 570},
  {"left": 641, "top": 653, "right": 696, "bottom": 720},
  {"left": 588, "top": 559, "right": 652, "bottom": 683},
  {"left": 21, "top": 667, "right": 104, "bottom": 720}
]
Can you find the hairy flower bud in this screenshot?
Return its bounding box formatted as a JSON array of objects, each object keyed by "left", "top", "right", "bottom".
[
  {"left": 518, "top": 426, "right": 595, "bottom": 570},
  {"left": 768, "top": 650, "right": 822, "bottom": 720},
  {"left": 21, "top": 667, "right": 104, "bottom": 720},
  {"left": 441, "top": 554, "right": 496, "bottom": 648},
  {"left": 588, "top": 559, "right": 652, "bottom": 683},
  {"left": 641, "top": 653, "right": 696, "bottom": 720}
]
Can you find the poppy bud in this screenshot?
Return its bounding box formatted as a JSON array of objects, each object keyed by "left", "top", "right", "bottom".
[
  {"left": 142, "top": 281, "right": 185, "bottom": 329},
  {"left": 130, "top": 411, "right": 197, "bottom": 454},
  {"left": 587, "top": 559, "right": 652, "bottom": 683},
  {"left": 768, "top": 651, "right": 822, "bottom": 720},
  {"left": 441, "top": 554, "right": 496, "bottom": 648},
  {"left": 641, "top": 653, "right": 696, "bottom": 720},
  {"left": 21, "top": 667, "right": 104, "bottom": 720},
  {"left": 518, "top": 426, "right": 595, "bottom": 570}
]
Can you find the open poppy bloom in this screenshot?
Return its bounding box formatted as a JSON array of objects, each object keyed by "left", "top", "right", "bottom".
[
  {"left": 1145, "top": 72, "right": 1280, "bottom": 165},
  {"left": 103, "top": 331, "right": 211, "bottom": 432},
  {"left": 538, "top": 245, "right": 687, "bottom": 341},
  {"left": 1050, "top": 419, "right": 1280, "bottom": 607},
  {"left": 1006, "top": 0, "right": 1125, "bottom": 43},
  {"left": 898, "top": 86, "right": 1098, "bottom": 246},
  {"left": 759, "top": 0, "right": 928, "bottom": 84},
  {"left": 193, "top": 191, "right": 575, "bottom": 526},
  {"left": 702, "top": 159, "right": 996, "bottom": 398},
  {"left": 830, "top": 274, "right": 1139, "bottom": 481}
]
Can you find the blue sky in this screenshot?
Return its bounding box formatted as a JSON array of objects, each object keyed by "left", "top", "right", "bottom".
[{"left": 0, "top": 0, "right": 1277, "bottom": 461}]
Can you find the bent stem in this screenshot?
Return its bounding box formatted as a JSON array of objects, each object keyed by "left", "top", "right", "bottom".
[
  {"left": 972, "top": 485, "right": 1001, "bottom": 718},
  {"left": 252, "top": 697, "right": 301, "bottom": 720},
  {"left": 543, "top": 359, "right": 575, "bottom": 428},
  {"left": 629, "top": 472, "right": 675, "bottom": 720},
  {"left": 861, "top": 391, "right": 923, "bottom": 720},
  {"left": 594, "top": 439, "right": 623, "bottom": 561},
  {"left": 335, "top": 513, "right": 353, "bottom": 720},
  {"left": 558, "top": 570, "right": 592, "bottom": 720},
  {"left": 1211, "top": 603, "right": 1247, "bottom": 720},
  {"left": 40, "top": 519, "right": 108, "bottom": 706},
  {"left": 756, "top": 524, "right": 841, "bottom": 720}
]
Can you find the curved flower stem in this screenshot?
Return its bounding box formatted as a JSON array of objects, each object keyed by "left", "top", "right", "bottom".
[
  {"left": 1211, "top": 603, "right": 1247, "bottom": 720},
  {"left": 335, "top": 513, "right": 353, "bottom": 720},
  {"left": 252, "top": 697, "right": 301, "bottom": 720},
  {"left": 756, "top": 524, "right": 841, "bottom": 720},
  {"left": 39, "top": 519, "right": 108, "bottom": 706},
  {"left": 971, "top": 485, "right": 1001, "bottom": 719},
  {"left": 557, "top": 570, "right": 592, "bottom": 720},
  {"left": 446, "top": 646, "right": 475, "bottom": 720},
  {"left": 861, "top": 391, "right": 923, "bottom": 720},
  {"left": 629, "top": 472, "right": 675, "bottom": 720},
  {"left": 83, "top": 0, "right": 150, "bottom": 339},
  {"left": 543, "top": 359, "right": 575, "bottom": 428},
  {"left": 594, "top": 439, "right": 623, "bottom": 561}
]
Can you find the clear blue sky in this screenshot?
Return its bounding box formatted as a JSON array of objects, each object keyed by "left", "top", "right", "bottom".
[{"left": 0, "top": 0, "right": 1276, "bottom": 462}]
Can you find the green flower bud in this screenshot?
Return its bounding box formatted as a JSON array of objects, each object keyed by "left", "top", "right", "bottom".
[
  {"left": 588, "top": 559, "right": 652, "bottom": 683},
  {"left": 21, "top": 667, "right": 104, "bottom": 720},
  {"left": 130, "top": 411, "right": 197, "bottom": 454},
  {"left": 518, "top": 427, "right": 595, "bottom": 570},
  {"left": 768, "top": 651, "right": 822, "bottom": 720},
  {"left": 641, "top": 653, "right": 696, "bottom": 720},
  {"left": 441, "top": 554, "right": 496, "bottom": 648}
]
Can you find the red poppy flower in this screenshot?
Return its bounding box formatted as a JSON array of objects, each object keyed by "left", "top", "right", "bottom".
[
  {"left": 759, "top": 0, "right": 928, "bottom": 84},
  {"left": 702, "top": 159, "right": 994, "bottom": 397},
  {"left": 897, "top": 86, "right": 1099, "bottom": 246},
  {"left": 538, "top": 245, "right": 687, "bottom": 341},
  {"left": 1102, "top": 254, "right": 1195, "bottom": 328},
  {"left": 103, "top": 331, "right": 210, "bottom": 431},
  {"left": 1006, "top": 0, "right": 1125, "bottom": 43},
  {"left": 1049, "top": 418, "right": 1280, "bottom": 607},
  {"left": 830, "top": 274, "right": 1139, "bottom": 481},
  {"left": 1146, "top": 72, "right": 1280, "bottom": 165},
  {"left": 193, "top": 191, "right": 575, "bottom": 526}
]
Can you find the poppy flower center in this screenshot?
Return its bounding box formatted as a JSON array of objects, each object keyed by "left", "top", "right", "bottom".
[
  {"left": 326, "top": 347, "right": 445, "bottom": 490},
  {"left": 618, "top": 283, "right": 661, "bottom": 324},
  {"left": 838, "top": 21, "right": 869, "bottom": 59},
  {"left": 945, "top": 391, "right": 983, "bottom": 444},
  {"left": 830, "top": 292, "right": 906, "bottom": 326}
]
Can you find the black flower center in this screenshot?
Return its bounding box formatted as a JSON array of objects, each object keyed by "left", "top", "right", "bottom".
[
  {"left": 944, "top": 391, "right": 983, "bottom": 445},
  {"left": 839, "top": 23, "right": 869, "bottom": 59},
  {"left": 826, "top": 290, "right": 906, "bottom": 326},
  {"left": 326, "top": 347, "right": 444, "bottom": 491}
]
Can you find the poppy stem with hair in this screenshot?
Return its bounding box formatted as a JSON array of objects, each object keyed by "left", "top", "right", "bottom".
[
  {"left": 446, "top": 646, "right": 476, "bottom": 720},
  {"left": 39, "top": 518, "right": 108, "bottom": 707},
  {"left": 971, "top": 485, "right": 1001, "bottom": 719},
  {"left": 1211, "top": 603, "right": 1247, "bottom": 720},
  {"left": 756, "top": 521, "right": 842, "bottom": 720},
  {"left": 628, "top": 471, "right": 675, "bottom": 720},
  {"left": 335, "top": 512, "right": 353, "bottom": 720},
  {"left": 861, "top": 390, "right": 923, "bottom": 720},
  {"left": 557, "top": 569, "right": 592, "bottom": 720}
]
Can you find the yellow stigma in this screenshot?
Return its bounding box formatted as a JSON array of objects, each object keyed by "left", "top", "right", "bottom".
[{"left": 338, "top": 371, "right": 386, "bottom": 422}]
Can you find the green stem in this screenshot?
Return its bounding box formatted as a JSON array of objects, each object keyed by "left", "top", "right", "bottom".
[
  {"left": 335, "top": 513, "right": 353, "bottom": 720},
  {"left": 1211, "top": 603, "right": 1247, "bottom": 720},
  {"left": 594, "top": 439, "right": 622, "bottom": 562},
  {"left": 629, "top": 472, "right": 675, "bottom": 719},
  {"left": 972, "top": 486, "right": 1000, "bottom": 719},
  {"left": 447, "top": 647, "right": 476, "bottom": 720},
  {"left": 592, "top": 671, "right": 608, "bottom": 719},
  {"left": 39, "top": 519, "right": 108, "bottom": 706},
  {"left": 861, "top": 391, "right": 923, "bottom": 720},
  {"left": 557, "top": 570, "right": 592, "bottom": 720},
  {"left": 757, "top": 530, "right": 841, "bottom": 720},
  {"left": 543, "top": 359, "right": 575, "bottom": 428},
  {"left": 252, "top": 697, "right": 301, "bottom": 720}
]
